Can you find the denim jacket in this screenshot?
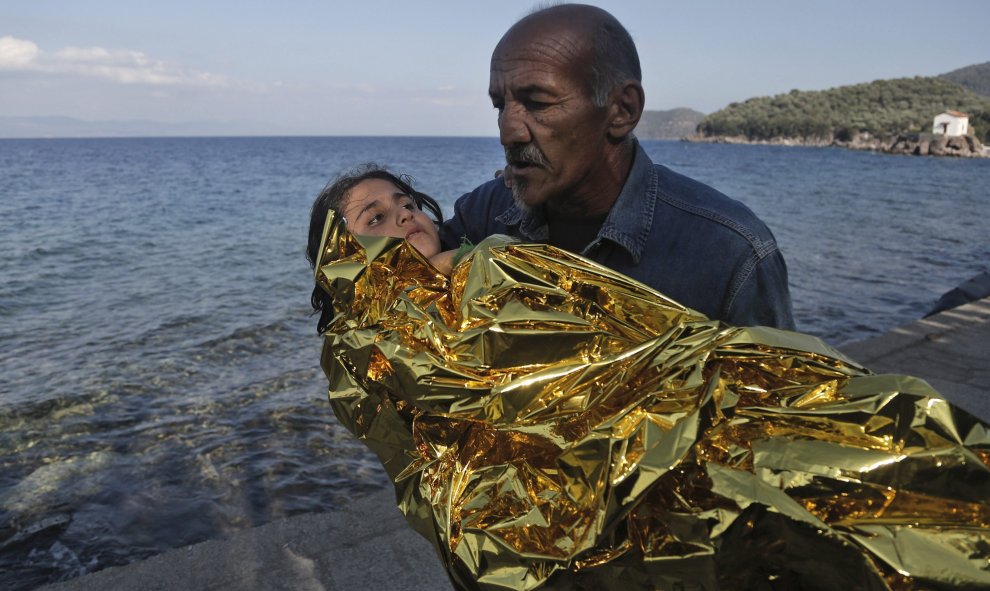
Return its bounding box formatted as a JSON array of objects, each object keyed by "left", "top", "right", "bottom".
[{"left": 440, "top": 142, "right": 795, "bottom": 329}]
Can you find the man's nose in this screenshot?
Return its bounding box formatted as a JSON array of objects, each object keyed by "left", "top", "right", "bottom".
[{"left": 498, "top": 103, "right": 531, "bottom": 146}]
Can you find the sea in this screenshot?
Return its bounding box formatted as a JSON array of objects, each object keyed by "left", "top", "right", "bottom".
[{"left": 1, "top": 136, "right": 988, "bottom": 589}]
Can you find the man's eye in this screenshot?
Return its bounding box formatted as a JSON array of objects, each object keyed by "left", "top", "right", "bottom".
[{"left": 524, "top": 99, "right": 549, "bottom": 111}]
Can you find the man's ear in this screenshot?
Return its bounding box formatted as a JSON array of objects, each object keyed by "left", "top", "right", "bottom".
[{"left": 606, "top": 80, "right": 644, "bottom": 140}]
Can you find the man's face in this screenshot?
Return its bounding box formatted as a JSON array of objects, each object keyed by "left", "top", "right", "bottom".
[{"left": 489, "top": 28, "right": 610, "bottom": 213}]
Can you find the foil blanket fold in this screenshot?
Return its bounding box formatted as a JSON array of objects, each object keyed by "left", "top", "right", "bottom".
[{"left": 314, "top": 214, "right": 990, "bottom": 590}]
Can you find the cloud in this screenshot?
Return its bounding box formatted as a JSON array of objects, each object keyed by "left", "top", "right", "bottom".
[
  {"left": 413, "top": 95, "right": 479, "bottom": 108},
  {"left": 0, "top": 35, "right": 227, "bottom": 87},
  {"left": 412, "top": 86, "right": 481, "bottom": 108},
  {"left": 0, "top": 36, "right": 39, "bottom": 67}
]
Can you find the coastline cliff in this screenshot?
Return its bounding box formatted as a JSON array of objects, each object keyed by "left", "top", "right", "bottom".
[{"left": 687, "top": 130, "right": 987, "bottom": 158}]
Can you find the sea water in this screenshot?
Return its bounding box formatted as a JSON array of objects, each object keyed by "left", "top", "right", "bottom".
[{"left": 0, "top": 136, "right": 987, "bottom": 589}]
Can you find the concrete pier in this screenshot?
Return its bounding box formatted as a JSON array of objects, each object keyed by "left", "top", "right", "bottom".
[
  {"left": 839, "top": 296, "right": 990, "bottom": 419},
  {"left": 40, "top": 298, "right": 990, "bottom": 591},
  {"left": 40, "top": 486, "right": 449, "bottom": 591}
]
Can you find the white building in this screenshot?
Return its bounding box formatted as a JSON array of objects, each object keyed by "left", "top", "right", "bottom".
[{"left": 932, "top": 111, "right": 969, "bottom": 136}]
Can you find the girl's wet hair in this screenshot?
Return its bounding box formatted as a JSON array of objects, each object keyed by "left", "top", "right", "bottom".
[{"left": 306, "top": 163, "right": 443, "bottom": 334}]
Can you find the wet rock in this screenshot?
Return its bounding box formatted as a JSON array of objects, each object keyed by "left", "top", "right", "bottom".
[
  {"left": 1, "top": 513, "right": 72, "bottom": 551},
  {"left": 0, "top": 452, "right": 118, "bottom": 519},
  {"left": 927, "top": 271, "right": 990, "bottom": 317},
  {"left": 886, "top": 132, "right": 985, "bottom": 158}
]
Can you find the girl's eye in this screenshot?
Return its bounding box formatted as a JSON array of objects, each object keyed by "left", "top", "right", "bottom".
[
  {"left": 367, "top": 213, "right": 384, "bottom": 226},
  {"left": 397, "top": 195, "right": 419, "bottom": 211}
]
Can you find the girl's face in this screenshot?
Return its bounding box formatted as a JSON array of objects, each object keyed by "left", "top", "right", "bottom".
[{"left": 340, "top": 178, "right": 442, "bottom": 259}]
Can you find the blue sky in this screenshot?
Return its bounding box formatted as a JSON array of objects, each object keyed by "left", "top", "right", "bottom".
[{"left": 1, "top": 0, "right": 987, "bottom": 136}]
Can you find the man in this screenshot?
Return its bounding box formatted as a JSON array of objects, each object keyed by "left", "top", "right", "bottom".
[{"left": 440, "top": 4, "right": 795, "bottom": 329}]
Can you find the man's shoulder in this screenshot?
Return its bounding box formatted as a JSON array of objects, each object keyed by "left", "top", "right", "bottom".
[
  {"left": 441, "top": 178, "right": 516, "bottom": 247},
  {"left": 651, "top": 163, "right": 777, "bottom": 250}
]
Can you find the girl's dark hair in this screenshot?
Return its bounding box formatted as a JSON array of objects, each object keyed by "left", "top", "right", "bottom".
[{"left": 306, "top": 163, "right": 443, "bottom": 334}]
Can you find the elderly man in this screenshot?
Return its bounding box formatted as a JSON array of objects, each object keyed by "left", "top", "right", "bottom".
[{"left": 440, "top": 4, "right": 794, "bottom": 329}]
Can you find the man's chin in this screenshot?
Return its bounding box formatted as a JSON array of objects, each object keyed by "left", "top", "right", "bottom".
[{"left": 510, "top": 184, "right": 541, "bottom": 212}]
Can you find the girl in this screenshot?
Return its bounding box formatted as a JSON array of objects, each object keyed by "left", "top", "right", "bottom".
[{"left": 306, "top": 164, "right": 459, "bottom": 334}]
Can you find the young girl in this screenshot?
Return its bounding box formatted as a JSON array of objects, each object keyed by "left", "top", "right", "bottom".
[{"left": 305, "top": 164, "right": 459, "bottom": 333}]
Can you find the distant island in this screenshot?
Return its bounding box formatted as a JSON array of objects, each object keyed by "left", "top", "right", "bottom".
[
  {"left": 635, "top": 108, "right": 705, "bottom": 140},
  {"left": 687, "top": 62, "right": 990, "bottom": 157},
  {"left": 0, "top": 116, "right": 275, "bottom": 139}
]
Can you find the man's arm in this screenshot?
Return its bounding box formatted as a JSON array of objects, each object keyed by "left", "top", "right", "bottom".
[
  {"left": 439, "top": 196, "right": 471, "bottom": 250},
  {"left": 724, "top": 249, "right": 796, "bottom": 330},
  {"left": 439, "top": 178, "right": 513, "bottom": 250}
]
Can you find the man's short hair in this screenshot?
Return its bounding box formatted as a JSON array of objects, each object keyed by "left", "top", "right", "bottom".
[
  {"left": 586, "top": 13, "right": 641, "bottom": 107},
  {"left": 526, "top": 4, "right": 642, "bottom": 107}
]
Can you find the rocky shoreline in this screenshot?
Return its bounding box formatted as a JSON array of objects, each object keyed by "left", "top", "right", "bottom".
[{"left": 684, "top": 132, "right": 989, "bottom": 158}]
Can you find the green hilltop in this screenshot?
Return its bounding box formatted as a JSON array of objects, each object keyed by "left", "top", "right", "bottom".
[
  {"left": 696, "top": 63, "right": 990, "bottom": 144},
  {"left": 941, "top": 61, "right": 990, "bottom": 97}
]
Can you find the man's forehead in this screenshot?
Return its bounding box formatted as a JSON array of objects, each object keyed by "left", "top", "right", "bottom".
[
  {"left": 494, "top": 20, "right": 587, "bottom": 63},
  {"left": 490, "top": 52, "right": 573, "bottom": 82},
  {"left": 489, "top": 33, "right": 590, "bottom": 90}
]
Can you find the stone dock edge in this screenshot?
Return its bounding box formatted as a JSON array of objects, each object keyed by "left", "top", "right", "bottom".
[{"left": 39, "top": 297, "right": 990, "bottom": 591}]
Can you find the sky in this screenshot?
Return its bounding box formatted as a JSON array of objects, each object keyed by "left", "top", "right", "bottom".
[{"left": 1, "top": 0, "right": 988, "bottom": 137}]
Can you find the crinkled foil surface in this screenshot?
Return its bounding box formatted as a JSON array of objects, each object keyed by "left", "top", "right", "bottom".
[{"left": 315, "top": 213, "right": 990, "bottom": 590}]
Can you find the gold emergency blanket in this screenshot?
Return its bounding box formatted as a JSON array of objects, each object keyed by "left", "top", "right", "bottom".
[{"left": 314, "top": 213, "right": 990, "bottom": 590}]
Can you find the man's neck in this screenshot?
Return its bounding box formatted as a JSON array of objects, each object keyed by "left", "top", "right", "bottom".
[{"left": 547, "top": 211, "right": 608, "bottom": 253}]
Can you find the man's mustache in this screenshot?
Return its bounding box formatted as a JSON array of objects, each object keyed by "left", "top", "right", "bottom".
[{"left": 504, "top": 144, "right": 548, "bottom": 168}]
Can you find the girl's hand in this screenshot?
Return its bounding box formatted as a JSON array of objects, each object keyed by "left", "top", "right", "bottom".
[{"left": 429, "top": 250, "right": 456, "bottom": 276}]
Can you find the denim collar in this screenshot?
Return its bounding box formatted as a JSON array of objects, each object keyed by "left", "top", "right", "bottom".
[
  {"left": 494, "top": 140, "right": 655, "bottom": 263},
  {"left": 494, "top": 194, "right": 549, "bottom": 242}
]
